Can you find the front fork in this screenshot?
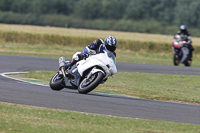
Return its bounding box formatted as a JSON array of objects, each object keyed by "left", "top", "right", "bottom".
[
  {"left": 60, "top": 67, "right": 66, "bottom": 77},
  {"left": 59, "top": 57, "right": 69, "bottom": 84}
]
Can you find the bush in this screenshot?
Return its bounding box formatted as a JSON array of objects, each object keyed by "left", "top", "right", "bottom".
[{"left": 0, "top": 11, "right": 200, "bottom": 37}]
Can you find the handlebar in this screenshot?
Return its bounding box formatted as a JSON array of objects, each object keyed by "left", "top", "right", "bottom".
[{"left": 172, "top": 40, "right": 187, "bottom": 48}]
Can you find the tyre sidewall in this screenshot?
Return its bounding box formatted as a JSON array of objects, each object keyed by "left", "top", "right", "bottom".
[
  {"left": 173, "top": 53, "right": 180, "bottom": 66},
  {"left": 78, "top": 72, "right": 104, "bottom": 94},
  {"left": 49, "top": 72, "right": 64, "bottom": 91}
]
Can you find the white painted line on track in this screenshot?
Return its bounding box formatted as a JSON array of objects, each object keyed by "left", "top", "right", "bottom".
[{"left": 0, "top": 71, "right": 49, "bottom": 87}]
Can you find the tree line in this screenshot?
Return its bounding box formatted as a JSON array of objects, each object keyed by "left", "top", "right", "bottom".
[{"left": 0, "top": 0, "right": 200, "bottom": 36}]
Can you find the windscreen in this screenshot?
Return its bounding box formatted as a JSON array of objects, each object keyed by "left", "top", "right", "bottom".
[{"left": 106, "top": 51, "right": 116, "bottom": 64}]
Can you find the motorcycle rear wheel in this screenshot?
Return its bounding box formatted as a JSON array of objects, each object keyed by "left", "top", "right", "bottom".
[
  {"left": 78, "top": 71, "right": 104, "bottom": 94},
  {"left": 184, "top": 60, "right": 191, "bottom": 67},
  {"left": 49, "top": 72, "right": 64, "bottom": 91}
]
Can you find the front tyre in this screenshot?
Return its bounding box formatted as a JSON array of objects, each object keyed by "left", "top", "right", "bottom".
[
  {"left": 173, "top": 53, "right": 180, "bottom": 66},
  {"left": 78, "top": 72, "right": 104, "bottom": 94},
  {"left": 49, "top": 72, "right": 64, "bottom": 91}
]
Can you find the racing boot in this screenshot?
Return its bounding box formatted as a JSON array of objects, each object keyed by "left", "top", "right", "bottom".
[
  {"left": 100, "top": 78, "right": 107, "bottom": 84},
  {"left": 188, "top": 51, "right": 193, "bottom": 61}
]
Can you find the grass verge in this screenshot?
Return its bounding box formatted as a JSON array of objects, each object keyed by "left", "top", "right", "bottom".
[
  {"left": 22, "top": 71, "right": 200, "bottom": 104},
  {"left": 1, "top": 42, "right": 200, "bottom": 67},
  {"left": 0, "top": 102, "right": 199, "bottom": 133}
]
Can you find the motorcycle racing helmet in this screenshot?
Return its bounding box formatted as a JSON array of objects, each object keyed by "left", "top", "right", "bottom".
[
  {"left": 180, "top": 25, "right": 187, "bottom": 33},
  {"left": 104, "top": 35, "right": 117, "bottom": 52}
]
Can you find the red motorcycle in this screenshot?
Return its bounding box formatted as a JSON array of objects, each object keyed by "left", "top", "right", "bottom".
[{"left": 172, "top": 35, "right": 191, "bottom": 66}]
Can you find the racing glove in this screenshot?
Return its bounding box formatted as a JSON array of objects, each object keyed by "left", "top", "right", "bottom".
[
  {"left": 71, "top": 53, "right": 89, "bottom": 66},
  {"left": 79, "top": 53, "right": 89, "bottom": 60}
]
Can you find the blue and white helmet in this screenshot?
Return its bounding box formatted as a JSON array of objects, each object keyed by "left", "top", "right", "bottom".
[{"left": 104, "top": 35, "right": 117, "bottom": 52}]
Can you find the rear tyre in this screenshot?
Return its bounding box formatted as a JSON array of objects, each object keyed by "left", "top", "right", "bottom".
[
  {"left": 49, "top": 73, "right": 64, "bottom": 91},
  {"left": 184, "top": 59, "right": 191, "bottom": 67},
  {"left": 78, "top": 72, "right": 104, "bottom": 94}
]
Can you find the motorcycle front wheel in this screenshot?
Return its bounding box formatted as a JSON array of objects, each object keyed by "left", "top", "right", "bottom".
[
  {"left": 173, "top": 54, "right": 180, "bottom": 66},
  {"left": 49, "top": 72, "right": 64, "bottom": 91},
  {"left": 78, "top": 71, "right": 104, "bottom": 94}
]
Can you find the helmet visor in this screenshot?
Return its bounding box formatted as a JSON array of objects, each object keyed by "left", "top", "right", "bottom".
[{"left": 106, "top": 45, "right": 116, "bottom": 52}]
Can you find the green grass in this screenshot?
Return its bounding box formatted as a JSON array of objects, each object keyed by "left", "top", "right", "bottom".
[
  {"left": 101, "top": 72, "right": 200, "bottom": 104},
  {"left": 0, "top": 102, "right": 199, "bottom": 133},
  {"left": 22, "top": 71, "right": 200, "bottom": 104},
  {"left": 1, "top": 42, "right": 200, "bottom": 67}
]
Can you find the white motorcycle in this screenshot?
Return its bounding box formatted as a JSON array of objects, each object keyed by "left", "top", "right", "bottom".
[{"left": 49, "top": 50, "right": 117, "bottom": 94}]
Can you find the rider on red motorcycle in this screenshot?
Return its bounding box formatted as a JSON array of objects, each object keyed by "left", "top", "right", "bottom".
[
  {"left": 172, "top": 34, "right": 192, "bottom": 66},
  {"left": 174, "top": 25, "right": 194, "bottom": 60}
]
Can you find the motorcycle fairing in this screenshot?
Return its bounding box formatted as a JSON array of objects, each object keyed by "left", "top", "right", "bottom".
[
  {"left": 66, "top": 65, "right": 82, "bottom": 88},
  {"left": 76, "top": 52, "right": 117, "bottom": 78}
]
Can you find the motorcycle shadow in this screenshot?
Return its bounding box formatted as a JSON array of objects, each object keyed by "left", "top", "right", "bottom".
[{"left": 60, "top": 89, "right": 152, "bottom": 102}]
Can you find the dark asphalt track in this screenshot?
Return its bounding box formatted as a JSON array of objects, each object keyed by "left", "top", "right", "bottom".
[{"left": 0, "top": 55, "right": 200, "bottom": 124}]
